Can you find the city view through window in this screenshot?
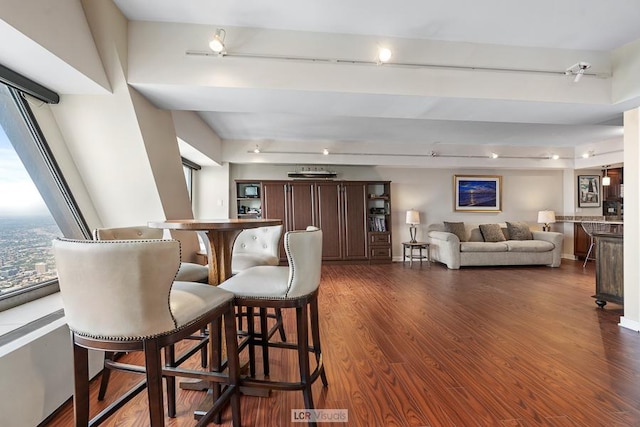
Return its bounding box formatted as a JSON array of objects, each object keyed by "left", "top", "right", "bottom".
[{"left": 0, "top": 125, "right": 61, "bottom": 297}]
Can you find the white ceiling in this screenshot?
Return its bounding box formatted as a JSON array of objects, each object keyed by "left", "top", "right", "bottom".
[
  {"left": 110, "top": 0, "right": 640, "bottom": 152},
  {"left": 44, "top": 1, "right": 640, "bottom": 155}
]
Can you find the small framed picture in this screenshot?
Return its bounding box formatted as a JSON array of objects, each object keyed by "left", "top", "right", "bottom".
[
  {"left": 578, "top": 175, "right": 601, "bottom": 207},
  {"left": 454, "top": 175, "right": 502, "bottom": 212}
]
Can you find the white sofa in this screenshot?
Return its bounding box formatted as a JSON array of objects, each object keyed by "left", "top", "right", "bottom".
[{"left": 426, "top": 222, "right": 563, "bottom": 270}]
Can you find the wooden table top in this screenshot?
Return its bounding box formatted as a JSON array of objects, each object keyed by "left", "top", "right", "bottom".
[{"left": 148, "top": 218, "right": 282, "bottom": 231}]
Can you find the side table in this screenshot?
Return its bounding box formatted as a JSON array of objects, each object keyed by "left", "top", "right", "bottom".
[{"left": 402, "top": 241, "right": 430, "bottom": 267}]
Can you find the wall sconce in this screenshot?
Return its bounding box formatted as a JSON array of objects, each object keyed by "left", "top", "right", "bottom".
[
  {"left": 537, "top": 210, "right": 556, "bottom": 232},
  {"left": 406, "top": 209, "right": 420, "bottom": 243}
]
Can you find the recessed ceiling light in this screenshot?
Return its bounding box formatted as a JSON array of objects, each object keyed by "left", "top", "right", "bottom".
[
  {"left": 323, "top": 148, "right": 329, "bottom": 155},
  {"left": 253, "top": 145, "right": 260, "bottom": 154},
  {"left": 551, "top": 154, "right": 560, "bottom": 160},
  {"left": 490, "top": 152, "right": 499, "bottom": 159}
]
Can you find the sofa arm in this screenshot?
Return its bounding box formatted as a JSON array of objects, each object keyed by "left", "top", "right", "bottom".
[
  {"left": 532, "top": 231, "right": 563, "bottom": 267},
  {"left": 427, "top": 231, "right": 461, "bottom": 269}
]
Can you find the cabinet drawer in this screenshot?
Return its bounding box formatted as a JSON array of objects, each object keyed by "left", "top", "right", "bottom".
[
  {"left": 370, "top": 246, "right": 391, "bottom": 259},
  {"left": 369, "top": 232, "right": 391, "bottom": 246}
]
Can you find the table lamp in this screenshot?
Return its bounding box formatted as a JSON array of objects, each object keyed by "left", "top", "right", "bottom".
[
  {"left": 406, "top": 209, "right": 420, "bottom": 243},
  {"left": 537, "top": 210, "right": 556, "bottom": 232}
]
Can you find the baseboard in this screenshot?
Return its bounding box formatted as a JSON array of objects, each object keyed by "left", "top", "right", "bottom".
[{"left": 619, "top": 317, "right": 640, "bottom": 332}]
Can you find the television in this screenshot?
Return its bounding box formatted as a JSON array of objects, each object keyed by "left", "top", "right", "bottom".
[{"left": 244, "top": 186, "right": 259, "bottom": 198}]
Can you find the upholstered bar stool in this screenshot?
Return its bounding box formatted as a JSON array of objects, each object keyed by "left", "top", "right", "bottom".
[
  {"left": 53, "top": 238, "right": 241, "bottom": 427},
  {"left": 93, "top": 226, "right": 209, "bottom": 283},
  {"left": 219, "top": 227, "right": 328, "bottom": 421}
]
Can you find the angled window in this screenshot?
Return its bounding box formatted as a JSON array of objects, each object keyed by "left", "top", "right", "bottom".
[{"left": 0, "top": 72, "right": 89, "bottom": 311}]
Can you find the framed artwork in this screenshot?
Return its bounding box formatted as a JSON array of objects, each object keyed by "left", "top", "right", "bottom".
[
  {"left": 454, "top": 175, "right": 502, "bottom": 212},
  {"left": 578, "top": 175, "right": 601, "bottom": 207}
]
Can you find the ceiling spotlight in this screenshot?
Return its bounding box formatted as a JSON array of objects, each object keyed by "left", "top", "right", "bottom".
[
  {"left": 490, "top": 152, "right": 499, "bottom": 159},
  {"left": 565, "top": 61, "right": 591, "bottom": 83},
  {"left": 253, "top": 145, "right": 260, "bottom": 154},
  {"left": 323, "top": 148, "right": 329, "bottom": 155},
  {"left": 551, "top": 154, "right": 560, "bottom": 160},
  {"left": 377, "top": 47, "right": 392, "bottom": 64},
  {"left": 209, "top": 28, "right": 227, "bottom": 55},
  {"left": 582, "top": 150, "right": 594, "bottom": 159}
]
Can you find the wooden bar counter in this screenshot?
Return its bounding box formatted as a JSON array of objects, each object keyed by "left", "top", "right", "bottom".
[{"left": 593, "top": 232, "right": 623, "bottom": 308}]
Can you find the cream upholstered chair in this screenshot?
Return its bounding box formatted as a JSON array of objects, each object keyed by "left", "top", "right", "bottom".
[
  {"left": 53, "top": 238, "right": 241, "bottom": 427},
  {"left": 231, "top": 225, "right": 283, "bottom": 274},
  {"left": 93, "top": 226, "right": 209, "bottom": 283},
  {"left": 219, "top": 226, "right": 327, "bottom": 418}
]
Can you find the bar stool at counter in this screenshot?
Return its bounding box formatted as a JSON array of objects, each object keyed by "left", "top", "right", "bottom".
[
  {"left": 581, "top": 221, "right": 612, "bottom": 268},
  {"left": 53, "top": 238, "right": 241, "bottom": 427},
  {"left": 219, "top": 227, "right": 328, "bottom": 423}
]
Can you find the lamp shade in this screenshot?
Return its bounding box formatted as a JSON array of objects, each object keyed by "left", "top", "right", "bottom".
[
  {"left": 406, "top": 209, "right": 420, "bottom": 225},
  {"left": 537, "top": 210, "right": 556, "bottom": 224}
]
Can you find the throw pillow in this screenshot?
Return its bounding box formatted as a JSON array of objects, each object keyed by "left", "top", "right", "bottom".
[
  {"left": 444, "top": 221, "right": 467, "bottom": 242},
  {"left": 479, "top": 224, "right": 506, "bottom": 242},
  {"left": 506, "top": 221, "right": 532, "bottom": 240}
]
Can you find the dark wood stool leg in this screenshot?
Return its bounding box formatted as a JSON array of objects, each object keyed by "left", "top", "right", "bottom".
[
  {"left": 72, "top": 337, "right": 90, "bottom": 427},
  {"left": 275, "top": 308, "right": 287, "bottom": 342},
  {"left": 97, "top": 351, "right": 114, "bottom": 401},
  {"left": 200, "top": 327, "right": 208, "bottom": 368},
  {"left": 143, "top": 339, "right": 165, "bottom": 427},
  {"left": 246, "top": 306, "right": 256, "bottom": 377},
  {"left": 296, "top": 304, "right": 316, "bottom": 426},
  {"left": 224, "top": 307, "right": 242, "bottom": 427},
  {"left": 164, "top": 345, "right": 176, "bottom": 417},
  {"left": 260, "top": 307, "right": 270, "bottom": 376},
  {"left": 310, "top": 297, "right": 328, "bottom": 387},
  {"left": 209, "top": 318, "right": 223, "bottom": 425}
]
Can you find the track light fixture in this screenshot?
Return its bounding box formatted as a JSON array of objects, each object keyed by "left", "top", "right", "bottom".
[
  {"left": 253, "top": 145, "right": 260, "bottom": 154},
  {"left": 565, "top": 61, "right": 591, "bottom": 83},
  {"left": 377, "top": 47, "right": 392, "bottom": 65},
  {"left": 323, "top": 148, "right": 329, "bottom": 155},
  {"left": 490, "top": 152, "right": 499, "bottom": 159},
  {"left": 209, "top": 28, "right": 227, "bottom": 55}
]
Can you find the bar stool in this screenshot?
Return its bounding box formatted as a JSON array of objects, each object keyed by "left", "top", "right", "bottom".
[
  {"left": 219, "top": 227, "right": 328, "bottom": 423},
  {"left": 581, "top": 222, "right": 611, "bottom": 267},
  {"left": 53, "top": 238, "right": 241, "bottom": 427}
]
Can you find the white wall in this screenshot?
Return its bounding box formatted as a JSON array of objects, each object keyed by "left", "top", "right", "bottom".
[{"left": 230, "top": 164, "right": 565, "bottom": 257}]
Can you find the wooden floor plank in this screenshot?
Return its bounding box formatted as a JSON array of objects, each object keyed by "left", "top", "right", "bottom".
[{"left": 43, "top": 261, "right": 640, "bottom": 426}]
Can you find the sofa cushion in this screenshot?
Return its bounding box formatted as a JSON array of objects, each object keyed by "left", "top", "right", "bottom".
[
  {"left": 460, "top": 242, "right": 509, "bottom": 252},
  {"left": 506, "top": 221, "right": 532, "bottom": 240},
  {"left": 479, "top": 224, "right": 506, "bottom": 242},
  {"left": 444, "top": 221, "right": 467, "bottom": 242},
  {"left": 505, "top": 240, "right": 555, "bottom": 252}
]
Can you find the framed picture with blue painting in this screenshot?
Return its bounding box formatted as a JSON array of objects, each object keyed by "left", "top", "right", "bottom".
[{"left": 454, "top": 175, "right": 502, "bottom": 212}]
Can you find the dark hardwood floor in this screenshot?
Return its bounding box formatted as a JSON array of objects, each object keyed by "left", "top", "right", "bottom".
[{"left": 43, "top": 260, "right": 640, "bottom": 426}]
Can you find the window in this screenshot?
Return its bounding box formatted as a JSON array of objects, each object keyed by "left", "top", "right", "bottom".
[
  {"left": 0, "top": 78, "right": 89, "bottom": 311},
  {"left": 182, "top": 157, "right": 201, "bottom": 202},
  {"left": 0, "top": 126, "right": 62, "bottom": 299}
]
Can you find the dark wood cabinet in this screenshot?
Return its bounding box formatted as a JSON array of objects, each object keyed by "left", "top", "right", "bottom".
[
  {"left": 594, "top": 233, "right": 623, "bottom": 307},
  {"left": 574, "top": 223, "right": 591, "bottom": 260},
  {"left": 255, "top": 179, "right": 390, "bottom": 263},
  {"left": 602, "top": 168, "right": 623, "bottom": 201}
]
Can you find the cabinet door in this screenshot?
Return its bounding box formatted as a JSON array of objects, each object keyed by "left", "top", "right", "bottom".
[
  {"left": 342, "top": 182, "right": 368, "bottom": 259},
  {"left": 262, "top": 181, "right": 289, "bottom": 261},
  {"left": 288, "top": 181, "right": 316, "bottom": 231},
  {"left": 574, "top": 223, "right": 591, "bottom": 260},
  {"left": 316, "top": 182, "right": 344, "bottom": 260},
  {"left": 262, "top": 181, "right": 288, "bottom": 224}
]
